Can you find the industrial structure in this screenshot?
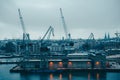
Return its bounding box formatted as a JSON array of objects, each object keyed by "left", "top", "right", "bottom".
[
  {"left": 60, "top": 8, "right": 71, "bottom": 40},
  {"left": 0, "top": 8, "right": 119, "bottom": 73}
]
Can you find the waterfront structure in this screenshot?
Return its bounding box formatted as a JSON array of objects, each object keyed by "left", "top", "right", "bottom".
[
  {"left": 10, "top": 52, "right": 107, "bottom": 72},
  {"left": 89, "top": 52, "right": 106, "bottom": 68},
  {"left": 21, "top": 53, "right": 92, "bottom": 69}
]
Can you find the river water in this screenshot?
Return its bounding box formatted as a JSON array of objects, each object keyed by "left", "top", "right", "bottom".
[{"left": 0, "top": 64, "right": 120, "bottom": 80}]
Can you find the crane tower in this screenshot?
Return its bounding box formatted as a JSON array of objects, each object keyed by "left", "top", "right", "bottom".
[
  {"left": 18, "top": 9, "right": 30, "bottom": 42},
  {"left": 60, "top": 8, "right": 71, "bottom": 40}
]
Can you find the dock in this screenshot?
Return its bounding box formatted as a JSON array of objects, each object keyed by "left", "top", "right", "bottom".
[
  {"left": 0, "top": 62, "right": 20, "bottom": 64},
  {"left": 10, "top": 65, "right": 120, "bottom": 73}
]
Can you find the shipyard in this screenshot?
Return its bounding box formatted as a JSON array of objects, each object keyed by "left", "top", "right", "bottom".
[
  {"left": 0, "top": 0, "right": 120, "bottom": 80},
  {"left": 0, "top": 8, "right": 120, "bottom": 73}
]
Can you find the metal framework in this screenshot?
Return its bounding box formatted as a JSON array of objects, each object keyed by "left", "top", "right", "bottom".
[
  {"left": 60, "top": 8, "right": 71, "bottom": 40},
  {"left": 41, "top": 26, "right": 54, "bottom": 42},
  {"left": 18, "top": 9, "right": 30, "bottom": 41}
]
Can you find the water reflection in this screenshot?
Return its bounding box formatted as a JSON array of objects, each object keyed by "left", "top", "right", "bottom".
[
  {"left": 91, "top": 72, "right": 106, "bottom": 80},
  {"left": 20, "top": 73, "right": 49, "bottom": 80},
  {"left": 50, "top": 73, "right": 53, "bottom": 80},
  {"left": 49, "top": 72, "right": 106, "bottom": 80},
  {"left": 69, "top": 73, "right": 72, "bottom": 80},
  {"left": 0, "top": 64, "right": 108, "bottom": 80},
  {"left": 96, "top": 73, "right": 99, "bottom": 80},
  {"left": 59, "top": 73, "right": 62, "bottom": 80},
  {"left": 0, "top": 63, "right": 118, "bottom": 80},
  {"left": 88, "top": 73, "right": 90, "bottom": 80}
]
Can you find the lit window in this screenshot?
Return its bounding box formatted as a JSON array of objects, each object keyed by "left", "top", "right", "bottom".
[
  {"left": 49, "top": 62, "right": 53, "bottom": 67},
  {"left": 68, "top": 62, "right": 72, "bottom": 65},
  {"left": 96, "top": 61, "right": 100, "bottom": 65},
  {"left": 87, "top": 62, "right": 90, "bottom": 64},
  {"left": 59, "top": 62, "right": 63, "bottom": 67}
]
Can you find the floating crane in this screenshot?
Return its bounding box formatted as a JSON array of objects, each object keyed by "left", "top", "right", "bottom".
[
  {"left": 60, "top": 8, "right": 71, "bottom": 40},
  {"left": 18, "top": 9, "right": 30, "bottom": 42}
]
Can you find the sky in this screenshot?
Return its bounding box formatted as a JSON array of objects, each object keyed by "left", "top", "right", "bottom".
[{"left": 0, "top": 0, "right": 120, "bottom": 40}]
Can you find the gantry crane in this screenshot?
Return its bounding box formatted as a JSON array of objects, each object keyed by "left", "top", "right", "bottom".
[{"left": 60, "top": 8, "right": 71, "bottom": 40}]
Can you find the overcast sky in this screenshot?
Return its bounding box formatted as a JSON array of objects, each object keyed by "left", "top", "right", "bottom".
[{"left": 0, "top": 0, "right": 120, "bottom": 40}]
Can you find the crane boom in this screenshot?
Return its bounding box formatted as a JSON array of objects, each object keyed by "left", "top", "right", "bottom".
[
  {"left": 47, "top": 27, "right": 54, "bottom": 40},
  {"left": 41, "top": 26, "right": 54, "bottom": 42},
  {"left": 115, "top": 32, "right": 120, "bottom": 38},
  {"left": 18, "top": 9, "right": 26, "bottom": 34},
  {"left": 88, "top": 33, "right": 94, "bottom": 40},
  {"left": 60, "top": 8, "right": 69, "bottom": 39},
  {"left": 18, "top": 9, "right": 30, "bottom": 41}
]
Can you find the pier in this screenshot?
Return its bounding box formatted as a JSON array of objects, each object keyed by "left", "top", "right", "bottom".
[{"left": 10, "top": 66, "right": 120, "bottom": 73}]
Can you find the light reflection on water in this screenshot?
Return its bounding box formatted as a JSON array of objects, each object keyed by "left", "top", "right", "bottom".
[
  {"left": 0, "top": 64, "right": 120, "bottom": 80},
  {"left": 88, "top": 73, "right": 90, "bottom": 80},
  {"left": 59, "top": 73, "right": 62, "bottom": 80},
  {"left": 50, "top": 73, "right": 53, "bottom": 80},
  {"left": 96, "top": 73, "right": 99, "bottom": 80},
  {"left": 69, "top": 73, "right": 72, "bottom": 80},
  {"left": 49, "top": 72, "right": 104, "bottom": 80}
]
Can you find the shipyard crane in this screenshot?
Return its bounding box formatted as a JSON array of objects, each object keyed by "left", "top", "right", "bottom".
[
  {"left": 115, "top": 32, "right": 120, "bottom": 41},
  {"left": 60, "top": 8, "right": 71, "bottom": 40},
  {"left": 18, "top": 9, "right": 30, "bottom": 42},
  {"left": 115, "top": 32, "right": 120, "bottom": 38},
  {"left": 86, "top": 33, "right": 96, "bottom": 49},
  {"left": 18, "top": 8, "right": 31, "bottom": 56},
  {"left": 39, "top": 26, "right": 54, "bottom": 52},
  {"left": 88, "top": 33, "right": 94, "bottom": 40},
  {"left": 47, "top": 28, "right": 54, "bottom": 40},
  {"left": 41, "top": 26, "right": 54, "bottom": 42}
]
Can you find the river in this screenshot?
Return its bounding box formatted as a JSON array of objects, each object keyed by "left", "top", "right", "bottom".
[{"left": 0, "top": 64, "right": 120, "bottom": 80}]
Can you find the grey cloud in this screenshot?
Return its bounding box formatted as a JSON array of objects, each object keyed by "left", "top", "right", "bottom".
[{"left": 0, "top": 0, "right": 120, "bottom": 39}]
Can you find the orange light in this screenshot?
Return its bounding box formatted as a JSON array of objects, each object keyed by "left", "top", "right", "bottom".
[
  {"left": 59, "top": 74, "right": 62, "bottom": 80},
  {"left": 87, "top": 62, "right": 90, "bottom": 64},
  {"left": 68, "top": 62, "right": 72, "bottom": 65},
  {"left": 96, "top": 61, "right": 100, "bottom": 65},
  {"left": 59, "top": 62, "right": 63, "bottom": 65},
  {"left": 49, "top": 62, "right": 53, "bottom": 67},
  {"left": 50, "top": 73, "right": 53, "bottom": 80},
  {"left": 96, "top": 73, "right": 99, "bottom": 80},
  {"left": 69, "top": 73, "right": 72, "bottom": 80},
  {"left": 88, "top": 73, "right": 90, "bottom": 80},
  {"left": 59, "top": 62, "right": 63, "bottom": 67}
]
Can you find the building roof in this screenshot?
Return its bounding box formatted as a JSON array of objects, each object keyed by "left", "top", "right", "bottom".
[
  {"left": 67, "top": 52, "right": 88, "bottom": 56},
  {"left": 69, "top": 59, "right": 91, "bottom": 62}
]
